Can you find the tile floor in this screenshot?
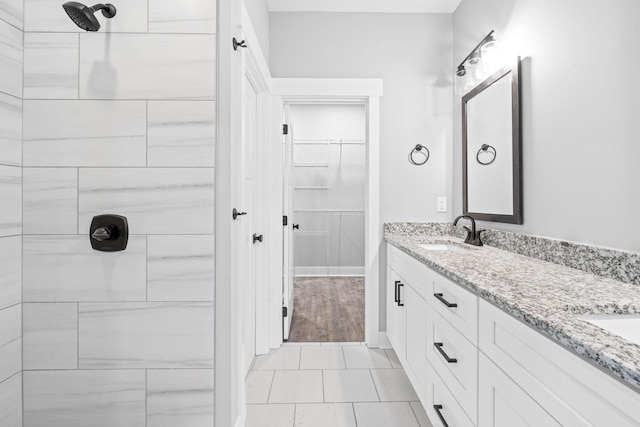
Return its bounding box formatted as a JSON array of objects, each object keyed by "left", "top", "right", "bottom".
[{"left": 245, "top": 343, "right": 433, "bottom": 427}]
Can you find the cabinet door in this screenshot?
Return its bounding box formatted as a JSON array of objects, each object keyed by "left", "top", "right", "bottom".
[
  {"left": 386, "top": 267, "right": 406, "bottom": 362},
  {"left": 404, "top": 285, "right": 427, "bottom": 405},
  {"left": 479, "top": 354, "right": 562, "bottom": 427}
]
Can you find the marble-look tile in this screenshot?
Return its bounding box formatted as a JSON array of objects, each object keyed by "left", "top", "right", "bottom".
[
  {"left": 147, "top": 369, "right": 214, "bottom": 427},
  {"left": 79, "top": 302, "right": 214, "bottom": 368},
  {"left": 353, "top": 402, "right": 421, "bottom": 427},
  {"left": 24, "top": 33, "right": 79, "bottom": 99},
  {"left": 148, "top": 0, "right": 216, "bottom": 33},
  {"left": 147, "top": 235, "right": 215, "bottom": 301},
  {"left": 0, "top": 373, "right": 22, "bottom": 427},
  {"left": 369, "top": 370, "right": 419, "bottom": 402},
  {"left": 23, "top": 370, "right": 146, "bottom": 427},
  {"left": 268, "top": 370, "right": 324, "bottom": 403},
  {"left": 0, "top": 92, "right": 21, "bottom": 166},
  {"left": 23, "top": 303, "right": 78, "bottom": 369},
  {"left": 147, "top": 101, "right": 216, "bottom": 167},
  {"left": 23, "top": 235, "right": 146, "bottom": 302},
  {"left": 246, "top": 404, "right": 295, "bottom": 427},
  {"left": 79, "top": 34, "right": 215, "bottom": 100},
  {"left": 0, "top": 236, "right": 21, "bottom": 309},
  {"left": 252, "top": 346, "right": 301, "bottom": 371},
  {"left": 294, "top": 403, "right": 357, "bottom": 427},
  {"left": 0, "top": 0, "right": 23, "bottom": 29},
  {"left": 343, "top": 346, "right": 391, "bottom": 369},
  {"left": 23, "top": 168, "right": 77, "bottom": 234},
  {"left": 24, "top": 0, "right": 147, "bottom": 33},
  {"left": 0, "top": 21, "right": 22, "bottom": 98},
  {"left": 246, "top": 370, "right": 274, "bottom": 404},
  {"left": 78, "top": 168, "right": 215, "bottom": 235},
  {"left": 23, "top": 100, "right": 146, "bottom": 167},
  {"left": 0, "top": 304, "right": 21, "bottom": 382},
  {"left": 0, "top": 166, "right": 21, "bottom": 237},
  {"left": 323, "top": 370, "right": 379, "bottom": 403},
  {"left": 300, "top": 345, "right": 346, "bottom": 370}
]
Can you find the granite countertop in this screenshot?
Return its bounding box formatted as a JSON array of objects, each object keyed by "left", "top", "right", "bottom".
[{"left": 385, "top": 234, "right": 640, "bottom": 392}]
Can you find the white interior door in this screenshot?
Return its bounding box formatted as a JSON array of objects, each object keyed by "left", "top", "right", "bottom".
[
  {"left": 241, "top": 75, "right": 258, "bottom": 374},
  {"left": 282, "top": 106, "right": 295, "bottom": 340}
]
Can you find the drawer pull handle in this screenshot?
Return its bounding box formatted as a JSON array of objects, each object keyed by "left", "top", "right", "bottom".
[
  {"left": 394, "top": 280, "right": 400, "bottom": 303},
  {"left": 433, "top": 405, "right": 450, "bottom": 427},
  {"left": 397, "top": 283, "right": 404, "bottom": 307},
  {"left": 434, "top": 342, "right": 457, "bottom": 363},
  {"left": 434, "top": 293, "right": 457, "bottom": 308}
]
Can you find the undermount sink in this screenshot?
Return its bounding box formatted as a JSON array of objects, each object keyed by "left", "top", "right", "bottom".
[
  {"left": 418, "top": 243, "right": 465, "bottom": 252},
  {"left": 579, "top": 314, "right": 640, "bottom": 346}
]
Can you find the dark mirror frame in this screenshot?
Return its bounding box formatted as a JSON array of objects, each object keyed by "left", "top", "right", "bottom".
[{"left": 462, "top": 57, "right": 522, "bottom": 224}]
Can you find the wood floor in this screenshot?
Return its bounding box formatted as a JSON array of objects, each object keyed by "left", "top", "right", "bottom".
[{"left": 288, "top": 276, "right": 365, "bottom": 342}]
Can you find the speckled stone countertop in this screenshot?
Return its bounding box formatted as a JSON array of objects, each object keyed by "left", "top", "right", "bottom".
[{"left": 385, "top": 234, "right": 640, "bottom": 392}]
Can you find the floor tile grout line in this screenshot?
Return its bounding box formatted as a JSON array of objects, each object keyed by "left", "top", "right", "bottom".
[
  {"left": 265, "top": 370, "right": 275, "bottom": 404},
  {"left": 369, "top": 369, "right": 382, "bottom": 402},
  {"left": 408, "top": 401, "right": 424, "bottom": 427}
]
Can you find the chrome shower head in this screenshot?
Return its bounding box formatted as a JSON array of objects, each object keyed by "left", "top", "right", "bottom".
[{"left": 62, "top": 2, "right": 116, "bottom": 32}]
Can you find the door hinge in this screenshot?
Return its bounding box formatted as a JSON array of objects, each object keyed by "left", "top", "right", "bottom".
[
  {"left": 282, "top": 307, "right": 288, "bottom": 317},
  {"left": 283, "top": 124, "right": 289, "bottom": 135},
  {"left": 283, "top": 215, "right": 288, "bottom": 226}
]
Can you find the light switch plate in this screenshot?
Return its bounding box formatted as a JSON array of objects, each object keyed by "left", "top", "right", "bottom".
[{"left": 437, "top": 197, "right": 447, "bottom": 213}]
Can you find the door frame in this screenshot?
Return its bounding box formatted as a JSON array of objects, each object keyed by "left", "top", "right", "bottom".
[{"left": 272, "top": 78, "right": 383, "bottom": 347}]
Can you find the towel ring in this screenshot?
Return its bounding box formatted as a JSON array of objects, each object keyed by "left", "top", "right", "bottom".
[
  {"left": 409, "top": 144, "right": 430, "bottom": 165},
  {"left": 476, "top": 144, "right": 496, "bottom": 165}
]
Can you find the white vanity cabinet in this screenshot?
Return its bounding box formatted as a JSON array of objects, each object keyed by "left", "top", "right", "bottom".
[{"left": 386, "top": 242, "right": 640, "bottom": 427}]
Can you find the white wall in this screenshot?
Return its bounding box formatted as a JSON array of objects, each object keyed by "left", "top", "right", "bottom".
[
  {"left": 454, "top": 0, "right": 640, "bottom": 252},
  {"left": 0, "top": 0, "right": 22, "bottom": 424},
  {"left": 244, "top": 0, "right": 270, "bottom": 63},
  {"left": 271, "top": 12, "right": 453, "bottom": 329}
]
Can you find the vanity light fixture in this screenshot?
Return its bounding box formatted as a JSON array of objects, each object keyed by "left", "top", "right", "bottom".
[{"left": 455, "top": 30, "right": 502, "bottom": 95}]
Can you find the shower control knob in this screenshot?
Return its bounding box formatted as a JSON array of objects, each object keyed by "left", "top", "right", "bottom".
[{"left": 91, "top": 227, "right": 114, "bottom": 241}]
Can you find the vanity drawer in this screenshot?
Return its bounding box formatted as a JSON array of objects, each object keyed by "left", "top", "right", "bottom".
[
  {"left": 430, "top": 273, "right": 478, "bottom": 345},
  {"left": 425, "top": 359, "right": 475, "bottom": 427},
  {"left": 426, "top": 307, "right": 478, "bottom": 423},
  {"left": 387, "top": 244, "right": 435, "bottom": 300}
]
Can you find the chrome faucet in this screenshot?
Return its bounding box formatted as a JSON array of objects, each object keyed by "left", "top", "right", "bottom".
[{"left": 453, "top": 215, "right": 485, "bottom": 246}]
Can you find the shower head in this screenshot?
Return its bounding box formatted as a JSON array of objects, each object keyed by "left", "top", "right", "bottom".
[{"left": 62, "top": 2, "right": 116, "bottom": 32}]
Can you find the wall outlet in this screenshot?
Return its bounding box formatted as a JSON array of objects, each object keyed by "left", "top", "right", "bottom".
[{"left": 437, "top": 197, "right": 447, "bottom": 213}]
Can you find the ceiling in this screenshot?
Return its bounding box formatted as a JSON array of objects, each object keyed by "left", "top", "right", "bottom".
[{"left": 267, "top": 0, "right": 463, "bottom": 14}]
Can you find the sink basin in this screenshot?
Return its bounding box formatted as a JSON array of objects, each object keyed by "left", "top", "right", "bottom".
[
  {"left": 418, "top": 243, "right": 464, "bottom": 252},
  {"left": 579, "top": 314, "right": 640, "bottom": 346}
]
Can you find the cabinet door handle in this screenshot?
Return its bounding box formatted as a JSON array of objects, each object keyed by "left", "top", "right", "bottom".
[
  {"left": 394, "top": 280, "right": 400, "bottom": 303},
  {"left": 433, "top": 405, "right": 450, "bottom": 427},
  {"left": 434, "top": 342, "right": 457, "bottom": 363},
  {"left": 397, "top": 283, "right": 404, "bottom": 307},
  {"left": 434, "top": 293, "right": 457, "bottom": 308}
]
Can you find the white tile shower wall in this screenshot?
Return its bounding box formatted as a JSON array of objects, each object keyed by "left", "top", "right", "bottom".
[
  {"left": 0, "top": 236, "right": 20, "bottom": 309},
  {"left": 21, "top": 3, "right": 216, "bottom": 425},
  {"left": 23, "top": 100, "right": 147, "bottom": 166},
  {"left": 0, "top": 0, "right": 22, "bottom": 29},
  {"left": 23, "top": 370, "right": 147, "bottom": 427},
  {"left": 147, "top": 369, "right": 215, "bottom": 427},
  {"left": 23, "top": 33, "right": 79, "bottom": 99},
  {"left": 23, "top": 168, "right": 78, "bottom": 234},
  {"left": 0, "top": 2, "right": 22, "bottom": 424},
  {"left": 0, "top": 92, "right": 22, "bottom": 166},
  {"left": 79, "top": 33, "right": 216, "bottom": 100},
  {"left": 0, "top": 21, "right": 22, "bottom": 98},
  {"left": 0, "top": 373, "right": 22, "bottom": 427},
  {"left": 78, "top": 302, "right": 214, "bottom": 369}
]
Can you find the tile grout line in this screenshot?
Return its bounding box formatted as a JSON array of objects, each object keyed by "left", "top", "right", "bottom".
[
  {"left": 76, "top": 302, "right": 79, "bottom": 369},
  {"left": 265, "top": 370, "right": 275, "bottom": 404},
  {"left": 408, "top": 401, "right": 423, "bottom": 427},
  {"left": 368, "top": 369, "right": 382, "bottom": 402}
]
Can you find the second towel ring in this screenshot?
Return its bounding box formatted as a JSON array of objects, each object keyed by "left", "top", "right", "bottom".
[
  {"left": 476, "top": 144, "right": 497, "bottom": 165},
  {"left": 409, "top": 144, "right": 430, "bottom": 165}
]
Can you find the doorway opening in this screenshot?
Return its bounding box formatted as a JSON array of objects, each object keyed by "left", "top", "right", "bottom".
[{"left": 283, "top": 103, "right": 367, "bottom": 343}]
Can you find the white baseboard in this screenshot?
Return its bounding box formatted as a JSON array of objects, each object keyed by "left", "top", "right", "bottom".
[
  {"left": 295, "top": 266, "right": 365, "bottom": 276},
  {"left": 378, "top": 332, "right": 392, "bottom": 349}
]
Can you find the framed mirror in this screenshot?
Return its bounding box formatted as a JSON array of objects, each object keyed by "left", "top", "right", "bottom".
[{"left": 462, "top": 57, "right": 522, "bottom": 224}]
